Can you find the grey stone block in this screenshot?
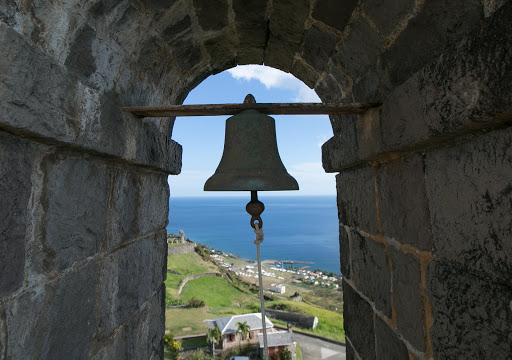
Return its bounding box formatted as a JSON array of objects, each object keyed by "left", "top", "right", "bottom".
[
  {"left": 313, "top": 0, "right": 357, "bottom": 32},
  {"left": 76, "top": 92, "right": 126, "bottom": 159},
  {"left": 425, "top": 127, "right": 512, "bottom": 285},
  {"left": 378, "top": 154, "right": 432, "bottom": 250},
  {"left": 95, "top": 253, "right": 121, "bottom": 340},
  {"left": 389, "top": 247, "right": 425, "bottom": 350},
  {"left": 427, "top": 261, "right": 512, "bottom": 359},
  {"left": 173, "top": 38, "right": 204, "bottom": 72},
  {"left": 343, "top": 280, "right": 376, "bottom": 360},
  {"left": 322, "top": 115, "right": 359, "bottom": 172},
  {"left": 42, "top": 155, "right": 109, "bottom": 271},
  {"left": 291, "top": 58, "right": 320, "bottom": 88},
  {"left": 6, "top": 263, "right": 99, "bottom": 359},
  {"left": 161, "top": 15, "right": 192, "bottom": 44},
  {"left": 232, "top": 0, "right": 267, "bottom": 23},
  {"left": 139, "top": 0, "right": 177, "bottom": 13},
  {"left": 335, "top": 16, "right": 383, "bottom": 78},
  {"left": 0, "top": 22, "right": 80, "bottom": 142},
  {"left": 193, "top": 0, "right": 229, "bottom": 31},
  {"left": 379, "top": 70, "right": 429, "bottom": 151},
  {"left": 375, "top": 315, "right": 409, "bottom": 360},
  {"left": 336, "top": 166, "right": 379, "bottom": 233},
  {"left": 65, "top": 24, "right": 97, "bottom": 78},
  {"left": 89, "top": 0, "right": 125, "bottom": 17},
  {"left": 379, "top": 1, "right": 512, "bottom": 153},
  {"left": 345, "top": 340, "right": 356, "bottom": 360},
  {"left": 314, "top": 74, "right": 343, "bottom": 104},
  {"left": 0, "top": 132, "right": 32, "bottom": 293},
  {"left": 5, "top": 283, "right": 53, "bottom": 358},
  {"left": 355, "top": 108, "right": 382, "bottom": 160},
  {"left": 122, "top": 290, "right": 164, "bottom": 359},
  {"left": 264, "top": 36, "right": 299, "bottom": 72},
  {"left": 233, "top": 0, "right": 268, "bottom": 48},
  {"left": 117, "top": 238, "right": 153, "bottom": 324},
  {"left": 204, "top": 34, "right": 237, "bottom": 71},
  {"left": 351, "top": 232, "right": 391, "bottom": 316},
  {"left": 364, "top": 0, "right": 415, "bottom": 36},
  {"left": 44, "top": 263, "right": 99, "bottom": 359},
  {"left": 108, "top": 169, "right": 142, "bottom": 249},
  {"left": 270, "top": 0, "right": 309, "bottom": 43},
  {"left": 139, "top": 172, "right": 169, "bottom": 235},
  {"left": 237, "top": 46, "right": 264, "bottom": 65},
  {"left": 339, "top": 226, "right": 351, "bottom": 278},
  {"left": 301, "top": 26, "right": 338, "bottom": 72},
  {"left": 382, "top": 0, "right": 483, "bottom": 87}
]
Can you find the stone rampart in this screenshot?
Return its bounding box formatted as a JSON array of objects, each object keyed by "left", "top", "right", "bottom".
[
  {"left": 266, "top": 309, "right": 319, "bottom": 330},
  {"left": 168, "top": 242, "right": 197, "bottom": 256},
  {"left": 177, "top": 273, "right": 221, "bottom": 295},
  {"left": 1, "top": 1, "right": 510, "bottom": 359}
]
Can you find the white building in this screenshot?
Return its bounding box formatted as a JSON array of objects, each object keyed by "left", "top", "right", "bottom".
[{"left": 270, "top": 283, "right": 286, "bottom": 294}]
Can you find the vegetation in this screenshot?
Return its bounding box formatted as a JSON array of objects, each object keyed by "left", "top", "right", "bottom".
[
  {"left": 236, "top": 321, "right": 251, "bottom": 349},
  {"left": 296, "top": 344, "right": 303, "bottom": 360},
  {"left": 270, "top": 348, "right": 292, "bottom": 360},
  {"left": 187, "top": 297, "right": 205, "bottom": 308},
  {"left": 180, "top": 336, "right": 207, "bottom": 348},
  {"left": 163, "top": 334, "right": 181, "bottom": 360},
  {"left": 268, "top": 300, "right": 344, "bottom": 341},
  {"left": 180, "top": 276, "right": 254, "bottom": 308},
  {"left": 206, "top": 326, "right": 222, "bottom": 356},
  {"left": 165, "top": 246, "right": 345, "bottom": 357}
]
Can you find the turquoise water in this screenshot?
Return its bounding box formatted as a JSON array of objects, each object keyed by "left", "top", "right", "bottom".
[{"left": 167, "top": 195, "right": 341, "bottom": 274}]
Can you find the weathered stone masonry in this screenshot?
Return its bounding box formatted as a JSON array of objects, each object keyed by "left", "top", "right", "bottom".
[{"left": 1, "top": 0, "right": 511, "bottom": 359}]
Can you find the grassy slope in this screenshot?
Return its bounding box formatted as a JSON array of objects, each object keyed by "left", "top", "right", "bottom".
[
  {"left": 269, "top": 300, "right": 345, "bottom": 341},
  {"left": 165, "top": 252, "right": 219, "bottom": 301},
  {"left": 165, "top": 249, "right": 344, "bottom": 342},
  {"left": 181, "top": 276, "right": 255, "bottom": 308}
]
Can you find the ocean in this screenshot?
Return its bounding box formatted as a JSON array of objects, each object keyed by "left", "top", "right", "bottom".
[{"left": 167, "top": 195, "right": 341, "bottom": 274}]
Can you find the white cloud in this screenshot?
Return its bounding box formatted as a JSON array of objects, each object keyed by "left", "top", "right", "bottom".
[
  {"left": 288, "top": 162, "right": 336, "bottom": 195},
  {"left": 294, "top": 86, "right": 321, "bottom": 102},
  {"left": 227, "top": 65, "right": 321, "bottom": 103}
]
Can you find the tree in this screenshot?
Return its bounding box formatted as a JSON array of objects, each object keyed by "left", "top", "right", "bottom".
[
  {"left": 236, "top": 321, "right": 251, "bottom": 349},
  {"left": 278, "top": 348, "right": 292, "bottom": 360},
  {"left": 207, "top": 326, "right": 222, "bottom": 358}
]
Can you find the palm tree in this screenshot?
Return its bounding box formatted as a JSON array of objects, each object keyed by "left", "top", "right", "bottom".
[
  {"left": 207, "top": 326, "right": 222, "bottom": 358},
  {"left": 236, "top": 321, "right": 251, "bottom": 350}
]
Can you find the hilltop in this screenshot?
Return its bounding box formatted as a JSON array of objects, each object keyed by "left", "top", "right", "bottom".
[{"left": 164, "top": 242, "right": 344, "bottom": 343}]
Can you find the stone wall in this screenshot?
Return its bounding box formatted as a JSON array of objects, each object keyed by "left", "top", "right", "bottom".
[
  {"left": 167, "top": 242, "right": 197, "bottom": 256},
  {"left": 1, "top": 0, "right": 511, "bottom": 359},
  {"left": 324, "top": 3, "right": 512, "bottom": 359},
  {"left": 177, "top": 273, "right": 221, "bottom": 295},
  {"left": 265, "top": 309, "right": 319, "bottom": 330},
  {"left": 0, "top": 11, "right": 181, "bottom": 360}
]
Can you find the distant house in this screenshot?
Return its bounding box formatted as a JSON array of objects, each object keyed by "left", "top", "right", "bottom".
[
  {"left": 258, "top": 329, "right": 296, "bottom": 360},
  {"left": 204, "top": 313, "right": 274, "bottom": 350},
  {"left": 270, "top": 283, "right": 286, "bottom": 294}
]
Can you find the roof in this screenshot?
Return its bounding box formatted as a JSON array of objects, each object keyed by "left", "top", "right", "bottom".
[
  {"left": 204, "top": 313, "right": 273, "bottom": 335},
  {"left": 258, "top": 331, "right": 295, "bottom": 348}
]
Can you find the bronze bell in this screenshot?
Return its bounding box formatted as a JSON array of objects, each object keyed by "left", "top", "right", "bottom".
[{"left": 204, "top": 94, "right": 299, "bottom": 192}]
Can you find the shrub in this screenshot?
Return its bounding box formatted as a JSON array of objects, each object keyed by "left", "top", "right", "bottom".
[
  {"left": 163, "top": 334, "right": 182, "bottom": 360},
  {"left": 270, "top": 352, "right": 280, "bottom": 360},
  {"left": 187, "top": 297, "right": 205, "bottom": 308},
  {"left": 278, "top": 348, "right": 292, "bottom": 360}
]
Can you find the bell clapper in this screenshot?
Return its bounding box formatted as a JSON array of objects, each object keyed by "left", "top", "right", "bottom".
[{"left": 246, "top": 190, "right": 270, "bottom": 360}]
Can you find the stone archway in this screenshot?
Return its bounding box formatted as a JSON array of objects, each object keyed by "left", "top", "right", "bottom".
[{"left": 0, "top": 1, "right": 511, "bottom": 359}]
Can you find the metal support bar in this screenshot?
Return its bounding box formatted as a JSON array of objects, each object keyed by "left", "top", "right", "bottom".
[{"left": 120, "top": 102, "right": 381, "bottom": 118}]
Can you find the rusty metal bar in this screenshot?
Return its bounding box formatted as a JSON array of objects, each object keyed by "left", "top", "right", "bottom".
[{"left": 120, "top": 102, "right": 381, "bottom": 118}]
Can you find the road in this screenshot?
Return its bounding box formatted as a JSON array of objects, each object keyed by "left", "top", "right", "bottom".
[{"left": 293, "top": 332, "right": 346, "bottom": 360}]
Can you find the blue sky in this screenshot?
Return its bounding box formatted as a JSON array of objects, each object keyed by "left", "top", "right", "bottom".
[{"left": 168, "top": 65, "right": 336, "bottom": 197}]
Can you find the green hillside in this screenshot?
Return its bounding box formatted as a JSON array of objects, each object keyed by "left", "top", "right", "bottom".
[{"left": 164, "top": 246, "right": 344, "bottom": 342}]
